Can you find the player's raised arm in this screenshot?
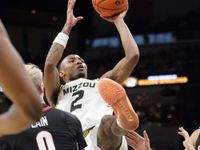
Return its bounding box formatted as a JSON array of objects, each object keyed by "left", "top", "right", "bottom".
[
  {"left": 178, "top": 127, "right": 195, "bottom": 150},
  {"left": 44, "top": 0, "right": 83, "bottom": 106},
  {"left": 0, "top": 20, "right": 42, "bottom": 135},
  {"left": 100, "top": 9, "right": 140, "bottom": 84},
  {"left": 125, "top": 130, "right": 152, "bottom": 150}
]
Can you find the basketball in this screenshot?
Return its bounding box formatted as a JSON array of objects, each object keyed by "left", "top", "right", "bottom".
[{"left": 92, "top": 0, "right": 128, "bottom": 17}]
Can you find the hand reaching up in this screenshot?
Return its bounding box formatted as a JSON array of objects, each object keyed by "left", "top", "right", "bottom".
[
  {"left": 178, "top": 127, "right": 195, "bottom": 150},
  {"left": 66, "top": 0, "right": 83, "bottom": 27},
  {"left": 100, "top": 8, "right": 128, "bottom": 24},
  {"left": 126, "top": 130, "right": 152, "bottom": 150}
]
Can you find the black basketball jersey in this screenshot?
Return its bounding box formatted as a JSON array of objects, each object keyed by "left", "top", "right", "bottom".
[
  {"left": 0, "top": 105, "right": 87, "bottom": 150},
  {"left": 196, "top": 133, "right": 200, "bottom": 150}
]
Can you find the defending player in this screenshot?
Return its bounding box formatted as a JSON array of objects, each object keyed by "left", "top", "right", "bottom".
[
  {"left": 0, "top": 20, "right": 42, "bottom": 136},
  {"left": 0, "top": 64, "right": 87, "bottom": 150}
]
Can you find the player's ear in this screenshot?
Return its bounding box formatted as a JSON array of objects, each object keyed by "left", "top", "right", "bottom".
[
  {"left": 37, "top": 84, "right": 43, "bottom": 95},
  {"left": 59, "top": 71, "right": 65, "bottom": 77}
]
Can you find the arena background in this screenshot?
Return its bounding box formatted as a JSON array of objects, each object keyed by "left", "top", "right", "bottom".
[{"left": 1, "top": 0, "right": 200, "bottom": 149}]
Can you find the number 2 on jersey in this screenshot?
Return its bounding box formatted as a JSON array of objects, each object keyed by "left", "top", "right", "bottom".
[{"left": 70, "top": 90, "right": 84, "bottom": 112}]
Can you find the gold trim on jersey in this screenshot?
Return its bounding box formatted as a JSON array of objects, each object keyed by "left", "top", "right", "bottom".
[{"left": 83, "top": 126, "right": 95, "bottom": 138}]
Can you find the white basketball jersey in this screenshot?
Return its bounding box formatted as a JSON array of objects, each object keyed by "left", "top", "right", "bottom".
[{"left": 56, "top": 78, "right": 113, "bottom": 131}]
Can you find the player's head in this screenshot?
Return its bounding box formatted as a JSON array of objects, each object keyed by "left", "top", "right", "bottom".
[
  {"left": 59, "top": 54, "right": 88, "bottom": 82},
  {"left": 24, "top": 64, "right": 43, "bottom": 96}
]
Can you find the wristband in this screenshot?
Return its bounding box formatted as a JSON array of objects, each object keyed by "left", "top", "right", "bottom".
[{"left": 53, "top": 32, "right": 69, "bottom": 48}]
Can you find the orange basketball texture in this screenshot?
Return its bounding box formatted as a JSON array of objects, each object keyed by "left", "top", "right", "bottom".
[{"left": 92, "top": 0, "right": 128, "bottom": 17}]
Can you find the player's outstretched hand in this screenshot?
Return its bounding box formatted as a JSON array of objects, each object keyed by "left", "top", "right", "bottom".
[
  {"left": 125, "top": 130, "right": 152, "bottom": 150},
  {"left": 178, "top": 127, "right": 195, "bottom": 150},
  {"left": 66, "top": 0, "right": 83, "bottom": 27},
  {"left": 100, "top": 8, "right": 128, "bottom": 23}
]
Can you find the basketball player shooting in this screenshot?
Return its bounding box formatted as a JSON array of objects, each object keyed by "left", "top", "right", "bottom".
[{"left": 44, "top": 0, "right": 139, "bottom": 149}]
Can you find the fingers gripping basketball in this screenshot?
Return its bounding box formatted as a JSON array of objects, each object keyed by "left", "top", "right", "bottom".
[{"left": 92, "top": 0, "right": 128, "bottom": 17}]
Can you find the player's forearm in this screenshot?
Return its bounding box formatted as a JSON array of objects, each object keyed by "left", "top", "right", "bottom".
[
  {"left": 185, "top": 145, "right": 195, "bottom": 150},
  {"left": 45, "top": 43, "right": 65, "bottom": 68},
  {"left": 0, "top": 105, "right": 32, "bottom": 135},
  {"left": 45, "top": 24, "right": 72, "bottom": 68},
  {"left": 61, "top": 23, "right": 72, "bottom": 36},
  {"left": 0, "top": 34, "right": 42, "bottom": 121},
  {"left": 114, "top": 19, "right": 139, "bottom": 60}
]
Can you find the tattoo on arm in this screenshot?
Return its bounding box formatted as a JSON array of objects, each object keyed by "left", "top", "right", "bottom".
[
  {"left": 47, "top": 24, "right": 72, "bottom": 57},
  {"left": 65, "top": 26, "right": 72, "bottom": 35},
  {"left": 62, "top": 25, "right": 72, "bottom": 35},
  {"left": 49, "top": 45, "right": 59, "bottom": 54}
]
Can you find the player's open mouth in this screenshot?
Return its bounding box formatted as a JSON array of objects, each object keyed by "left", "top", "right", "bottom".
[{"left": 77, "top": 65, "right": 84, "bottom": 70}]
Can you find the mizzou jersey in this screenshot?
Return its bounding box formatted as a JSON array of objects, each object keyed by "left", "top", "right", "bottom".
[
  {"left": 0, "top": 105, "right": 87, "bottom": 150},
  {"left": 196, "top": 133, "right": 200, "bottom": 150},
  {"left": 56, "top": 78, "right": 113, "bottom": 131}
]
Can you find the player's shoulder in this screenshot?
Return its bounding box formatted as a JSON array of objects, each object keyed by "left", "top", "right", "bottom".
[{"left": 52, "top": 107, "right": 80, "bottom": 123}]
